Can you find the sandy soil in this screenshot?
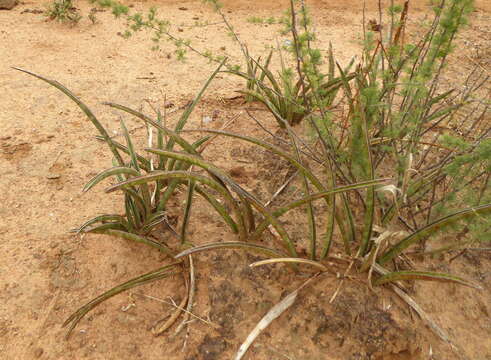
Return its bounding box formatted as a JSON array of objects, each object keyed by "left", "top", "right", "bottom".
[{"left": 1, "top": 0, "right": 490, "bottom": 359}]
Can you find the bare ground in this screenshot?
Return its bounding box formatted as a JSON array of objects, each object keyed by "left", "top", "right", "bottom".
[{"left": 1, "top": 1, "right": 490, "bottom": 359}]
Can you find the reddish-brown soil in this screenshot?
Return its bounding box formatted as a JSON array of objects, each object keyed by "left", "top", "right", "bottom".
[{"left": 1, "top": 1, "right": 490, "bottom": 359}]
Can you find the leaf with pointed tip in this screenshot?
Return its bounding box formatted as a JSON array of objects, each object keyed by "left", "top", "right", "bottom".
[
  {"left": 379, "top": 204, "right": 491, "bottom": 265},
  {"left": 106, "top": 170, "right": 246, "bottom": 240},
  {"left": 174, "top": 60, "right": 226, "bottom": 134},
  {"left": 63, "top": 262, "right": 182, "bottom": 337},
  {"left": 374, "top": 270, "right": 482, "bottom": 289},
  {"left": 83, "top": 167, "right": 140, "bottom": 193},
  {"left": 95, "top": 136, "right": 152, "bottom": 171},
  {"left": 82, "top": 222, "right": 127, "bottom": 233},
  {"left": 181, "top": 179, "right": 195, "bottom": 244},
  {"left": 144, "top": 150, "right": 296, "bottom": 256},
  {"left": 73, "top": 214, "right": 128, "bottom": 233},
  {"left": 89, "top": 229, "right": 174, "bottom": 255},
  {"left": 120, "top": 118, "right": 140, "bottom": 173},
  {"left": 175, "top": 242, "right": 286, "bottom": 259},
  {"left": 250, "top": 258, "right": 329, "bottom": 272},
  {"left": 13, "top": 67, "right": 124, "bottom": 166},
  {"left": 250, "top": 179, "right": 390, "bottom": 242}
]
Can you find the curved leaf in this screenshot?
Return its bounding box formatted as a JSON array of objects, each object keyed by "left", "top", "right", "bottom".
[
  {"left": 103, "top": 102, "right": 199, "bottom": 155},
  {"left": 90, "top": 229, "right": 174, "bottom": 255},
  {"left": 250, "top": 258, "right": 328, "bottom": 272},
  {"left": 181, "top": 129, "right": 324, "bottom": 191},
  {"left": 95, "top": 136, "right": 152, "bottom": 171},
  {"left": 63, "top": 262, "right": 182, "bottom": 337},
  {"left": 144, "top": 150, "right": 297, "bottom": 256},
  {"left": 378, "top": 204, "right": 491, "bottom": 265},
  {"left": 13, "top": 67, "right": 124, "bottom": 166},
  {"left": 194, "top": 185, "right": 239, "bottom": 234},
  {"left": 250, "top": 179, "right": 390, "bottom": 241},
  {"left": 105, "top": 170, "right": 246, "bottom": 240},
  {"left": 374, "top": 270, "right": 482, "bottom": 289},
  {"left": 73, "top": 214, "right": 128, "bottom": 233},
  {"left": 175, "top": 241, "right": 286, "bottom": 259},
  {"left": 83, "top": 167, "right": 140, "bottom": 192},
  {"left": 82, "top": 222, "right": 127, "bottom": 233}
]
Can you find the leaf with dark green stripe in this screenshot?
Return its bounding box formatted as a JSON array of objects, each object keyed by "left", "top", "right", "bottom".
[
  {"left": 141, "top": 211, "right": 167, "bottom": 234},
  {"left": 144, "top": 149, "right": 296, "bottom": 256},
  {"left": 374, "top": 270, "right": 482, "bottom": 289},
  {"left": 73, "top": 214, "right": 128, "bottom": 233},
  {"left": 378, "top": 204, "right": 491, "bottom": 265},
  {"left": 83, "top": 167, "right": 140, "bottom": 193},
  {"left": 82, "top": 222, "right": 127, "bottom": 233},
  {"left": 89, "top": 229, "right": 174, "bottom": 255},
  {"left": 175, "top": 242, "right": 286, "bottom": 259},
  {"left": 106, "top": 170, "right": 247, "bottom": 240},
  {"left": 14, "top": 68, "right": 124, "bottom": 166},
  {"left": 250, "top": 179, "right": 390, "bottom": 242},
  {"left": 63, "top": 262, "right": 181, "bottom": 337},
  {"left": 181, "top": 179, "right": 195, "bottom": 243},
  {"left": 120, "top": 118, "right": 140, "bottom": 173},
  {"left": 95, "top": 136, "right": 152, "bottom": 171},
  {"left": 194, "top": 185, "right": 239, "bottom": 234}
]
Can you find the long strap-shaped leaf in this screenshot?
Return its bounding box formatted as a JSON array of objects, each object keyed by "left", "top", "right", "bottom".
[
  {"left": 357, "top": 73, "right": 376, "bottom": 257},
  {"left": 73, "top": 214, "right": 129, "bottom": 233},
  {"left": 88, "top": 228, "right": 174, "bottom": 255},
  {"left": 374, "top": 270, "right": 482, "bottom": 289},
  {"left": 183, "top": 127, "right": 359, "bottom": 254},
  {"left": 83, "top": 167, "right": 140, "bottom": 192},
  {"left": 175, "top": 242, "right": 286, "bottom": 259},
  {"left": 101, "top": 102, "right": 235, "bottom": 206},
  {"left": 13, "top": 67, "right": 124, "bottom": 166},
  {"left": 194, "top": 185, "right": 239, "bottom": 234},
  {"left": 250, "top": 179, "right": 389, "bottom": 241},
  {"left": 182, "top": 129, "right": 325, "bottom": 191},
  {"left": 249, "top": 258, "right": 329, "bottom": 272},
  {"left": 171, "top": 60, "right": 226, "bottom": 140},
  {"left": 94, "top": 136, "right": 152, "bottom": 171},
  {"left": 105, "top": 170, "right": 247, "bottom": 241},
  {"left": 104, "top": 102, "right": 199, "bottom": 155},
  {"left": 145, "top": 149, "right": 297, "bottom": 256},
  {"left": 82, "top": 222, "right": 127, "bottom": 233},
  {"left": 378, "top": 203, "right": 491, "bottom": 265},
  {"left": 63, "top": 262, "right": 182, "bottom": 337}
]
